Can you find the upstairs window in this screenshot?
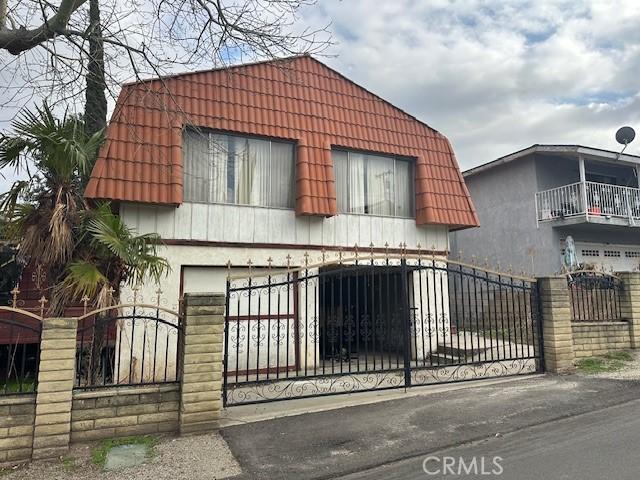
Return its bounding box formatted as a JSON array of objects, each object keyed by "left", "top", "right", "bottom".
[
  {"left": 333, "top": 149, "right": 414, "bottom": 218},
  {"left": 183, "top": 129, "right": 295, "bottom": 208}
]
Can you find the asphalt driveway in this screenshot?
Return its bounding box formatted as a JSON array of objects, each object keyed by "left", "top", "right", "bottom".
[{"left": 221, "top": 375, "right": 640, "bottom": 479}]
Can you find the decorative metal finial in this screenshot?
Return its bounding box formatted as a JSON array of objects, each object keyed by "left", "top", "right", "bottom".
[
  {"left": 38, "top": 296, "right": 48, "bottom": 317},
  {"left": 384, "top": 242, "right": 389, "bottom": 256},
  {"left": 508, "top": 264, "right": 513, "bottom": 274},
  {"left": 303, "top": 251, "right": 310, "bottom": 267},
  {"left": 132, "top": 285, "right": 140, "bottom": 303},
  {"left": 155, "top": 288, "right": 163, "bottom": 306},
  {"left": 338, "top": 247, "right": 343, "bottom": 264},
  {"left": 431, "top": 245, "right": 437, "bottom": 260},
  {"left": 354, "top": 243, "right": 359, "bottom": 260},
  {"left": 10, "top": 287, "right": 19, "bottom": 308},
  {"left": 286, "top": 254, "right": 292, "bottom": 270},
  {"left": 81, "top": 295, "right": 90, "bottom": 315},
  {"left": 321, "top": 248, "right": 326, "bottom": 263},
  {"left": 484, "top": 257, "right": 490, "bottom": 269},
  {"left": 267, "top": 257, "right": 273, "bottom": 270},
  {"left": 247, "top": 259, "right": 253, "bottom": 276}
]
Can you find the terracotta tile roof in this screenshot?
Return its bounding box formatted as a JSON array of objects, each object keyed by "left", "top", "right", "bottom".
[{"left": 85, "top": 55, "right": 479, "bottom": 229}]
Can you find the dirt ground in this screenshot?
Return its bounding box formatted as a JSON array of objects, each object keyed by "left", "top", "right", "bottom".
[{"left": 1, "top": 432, "right": 241, "bottom": 480}]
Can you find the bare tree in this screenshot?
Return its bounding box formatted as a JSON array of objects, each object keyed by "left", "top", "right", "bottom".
[{"left": 0, "top": 0, "right": 331, "bottom": 117}]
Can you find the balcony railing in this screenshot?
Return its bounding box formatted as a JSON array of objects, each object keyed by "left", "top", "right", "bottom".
[{"left": 536, "top": 181, "right": 640, "bottom": 224}]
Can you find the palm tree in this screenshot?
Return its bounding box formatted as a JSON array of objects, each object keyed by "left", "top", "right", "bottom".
[{"left": 0, "top": 104, "right": 169, "bottom": 314}]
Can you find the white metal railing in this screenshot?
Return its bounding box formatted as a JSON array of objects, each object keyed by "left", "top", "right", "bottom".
[{"left": 536, "top": 181, "right": 640, "bottom": 224}]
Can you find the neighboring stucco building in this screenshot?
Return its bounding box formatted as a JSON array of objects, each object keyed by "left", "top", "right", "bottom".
[{"left": 451, "top": 145, "right": 640, "bottom": 276}]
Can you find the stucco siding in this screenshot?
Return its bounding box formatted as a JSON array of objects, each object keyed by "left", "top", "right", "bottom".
[{"left": 451, "top": 156, "right": 559, "bottom": 275}]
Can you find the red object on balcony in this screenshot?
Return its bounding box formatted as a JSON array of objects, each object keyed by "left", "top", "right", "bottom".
[{"left": 588, "top": 206, "right": 601, "bottom": 216}]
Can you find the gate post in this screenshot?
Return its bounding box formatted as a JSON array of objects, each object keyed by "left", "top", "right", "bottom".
[
  {"left": 537, "top": 277, "right": 575, "bottom": 374},
  {"left": 32, "top": 318, "right": 78, "bottom": 461},
  {"left": 179, "top": 293, "right": 224, "bottom": 435},
  {"left": 618, "top": 272, "right": 640, "bottom": 348},
  {"left": 400, "top": 258, "right": 412, "bottom": 388}
]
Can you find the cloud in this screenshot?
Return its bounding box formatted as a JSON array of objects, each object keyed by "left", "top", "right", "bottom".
[{"left": 300, "top": 0, "right": 640, "bottom": 168}]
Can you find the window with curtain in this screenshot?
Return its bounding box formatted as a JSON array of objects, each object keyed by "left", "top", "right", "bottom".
[
  {"left": 333, "top": 149, "right": 414, "bottom": 218},
  {"left": 183, "top": 129, "right": 295, "bottom": 208}
]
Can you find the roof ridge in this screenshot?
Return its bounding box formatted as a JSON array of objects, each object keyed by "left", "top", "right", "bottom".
[{"left": 121, "top": 54, "right": 311, "bottom": 87}]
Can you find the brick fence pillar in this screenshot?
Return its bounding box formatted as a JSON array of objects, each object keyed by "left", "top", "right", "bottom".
[
  {"left": 538, "top": 277, "right": 576, "bottom": 374},
  {"left": 179, "top": 293, "right": 224, "bottom": 435},
  {"left": 618, "top": 272, "right": 640, "bottom": 349},
  {"left": 32, "top": 318, "right": 77, "bottom": 460}
]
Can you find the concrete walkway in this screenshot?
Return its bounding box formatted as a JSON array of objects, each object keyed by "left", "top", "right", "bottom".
[{"left": 221, "top": 374, "right": 640, "bottom": 480}]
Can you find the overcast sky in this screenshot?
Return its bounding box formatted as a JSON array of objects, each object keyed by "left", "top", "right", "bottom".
[{"left": 2, "top": 0, "right": 640, "bottom": 193}]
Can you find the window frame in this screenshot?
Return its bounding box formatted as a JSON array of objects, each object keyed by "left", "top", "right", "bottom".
[
  {"left": 183, "top": 127, "right": 297, "bottom": 210},
  {"left": 332, "top": 147, "right": 416, "bottom": 219}
]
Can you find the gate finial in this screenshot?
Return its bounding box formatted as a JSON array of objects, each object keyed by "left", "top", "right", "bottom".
[
  {"left": 286, "top": 254, "right": 292, "bottom": 270},
  {"left": 267, "top": 257, "right": 273, "bottom": 270},
  {"left": 321, "top": 248, "right": 326, "bottom": 263},
  {"left": 81, "top": 295, "right": 90, "bottom": 315},
  {"left": 10, "top": 287, "right": 19, "bottom": 308},
  {"left": 38, "top": 296, "right": 48, "bottom": 317},
  {"left": 303, "top": 252, "right": 310, "bottom": 268}
]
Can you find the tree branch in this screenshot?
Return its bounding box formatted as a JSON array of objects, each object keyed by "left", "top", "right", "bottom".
[{"left": 0, "top": 0, "right": 87, "bottom": 54}]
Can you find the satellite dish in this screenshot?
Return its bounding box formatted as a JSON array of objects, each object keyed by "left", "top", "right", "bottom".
[{"left": 615, "top": 126, "right": 635, "bottom": 146}]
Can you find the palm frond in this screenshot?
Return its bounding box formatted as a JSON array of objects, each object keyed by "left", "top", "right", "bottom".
[{"left": 60, "top": 261, "right": 108, "bottom": 301}]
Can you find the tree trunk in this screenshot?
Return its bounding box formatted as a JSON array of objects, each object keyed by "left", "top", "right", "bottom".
[{"left": 83, "top": 0, "right": 107, "bottom": 183}]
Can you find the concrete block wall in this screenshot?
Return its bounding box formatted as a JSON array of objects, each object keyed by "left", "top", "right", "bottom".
[
  {"left": 0, "top": 395, "right": 36, "bottom": 465},
  {"left": 71, "top": 385, "right": 180, "bottom": 442},
  {"left": 572, "top": 322, "right": 631, "bottom": 359}
]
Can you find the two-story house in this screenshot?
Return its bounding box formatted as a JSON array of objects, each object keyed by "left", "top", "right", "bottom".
[
  {"left": 84, "top": 55, "right": 481, "bottom": 388},
  {"left": 86, "top": 55, "right": 478, "bottom": 305},
  {"left": 451, "top": 145, "right": 640, "bottom": 276}
]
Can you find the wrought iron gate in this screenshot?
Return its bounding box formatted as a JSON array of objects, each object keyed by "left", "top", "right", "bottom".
[{"left": 223, "top": 253, "right": 543, "bottom": 406}]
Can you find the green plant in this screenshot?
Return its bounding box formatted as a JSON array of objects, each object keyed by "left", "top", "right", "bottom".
[
  {"left": 0, "top": 105, "right": 169, "bottom": 313},
  {"left": 91, "top": 436, "right": 158, "bottom": 468},
  {"left": 576, "top": 351, "right": 633, "bottom": 374},
  {"left": 604, "top": 350, "right": 633, "bottom": 362},
  {"left": 60, "top": 455, "right": 76, "bottom": 472}
]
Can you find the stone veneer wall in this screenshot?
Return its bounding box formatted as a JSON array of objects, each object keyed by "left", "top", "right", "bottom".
[
  {"left": 572, "top": 322, "right": 631, "bottom": 359},
  {"left": 70, "top": 385, "right": 180, "bottom": 443},
  {"left": 0, "top": 394, "right": 36, "bottom": 465}
]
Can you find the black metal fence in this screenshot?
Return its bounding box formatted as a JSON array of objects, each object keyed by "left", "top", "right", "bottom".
[
  {"left": 0, "top": 308, "right": 42, "bottom": 395},
  {"left": 223, "top": 254, "right": 542, "bottom": 406},
  {"left": 567, "top": 271, "right": 622, "bottom": 322},
  {"left": 75, "top": 304, "right": 183, "bottom": 390}
]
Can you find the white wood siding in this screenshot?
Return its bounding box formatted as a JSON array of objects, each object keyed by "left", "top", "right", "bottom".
[{"left": 120, "top": 202, "right": 450, "bottom": 251}]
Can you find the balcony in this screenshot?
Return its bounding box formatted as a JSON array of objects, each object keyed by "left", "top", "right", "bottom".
[{"left": 535, "top": 181, "right": 640, "bottom": 227}]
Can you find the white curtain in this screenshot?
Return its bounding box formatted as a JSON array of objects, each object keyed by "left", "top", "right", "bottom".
[
  {"left": 348, "top": 152, "right": 366, "bottom": 214},
  {"left": 366, "top": 154, "right": 394, "bottom": 216},
  {"left": 270, "top": 142, "right": 295, "bottom": 207},
  {"left": 333, "top": 150, "right": 349, "bottom": 213},
  {"left": 183, "top": 130, "right": 210, "bottom": 203},
  {"left": 210, "top": 134, "right": 228, "bottom": 203},
  {"left": 394, "top": 159, "right": 413, "bottom": 217},
  {"left": 183, "top": 130, "right": 294, "bottom": 207}
]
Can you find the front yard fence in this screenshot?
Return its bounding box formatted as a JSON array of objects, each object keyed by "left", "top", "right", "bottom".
[{"left": 0, "top": 293, "right": 223, "bottom": 466}]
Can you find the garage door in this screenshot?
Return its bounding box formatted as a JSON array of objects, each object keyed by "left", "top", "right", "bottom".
[
  {"left": 574, "top": 243, "right": 640, "bottom": 272},
  {"left": 182, "top": 266, "right": 251, "bottom": 295}
]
